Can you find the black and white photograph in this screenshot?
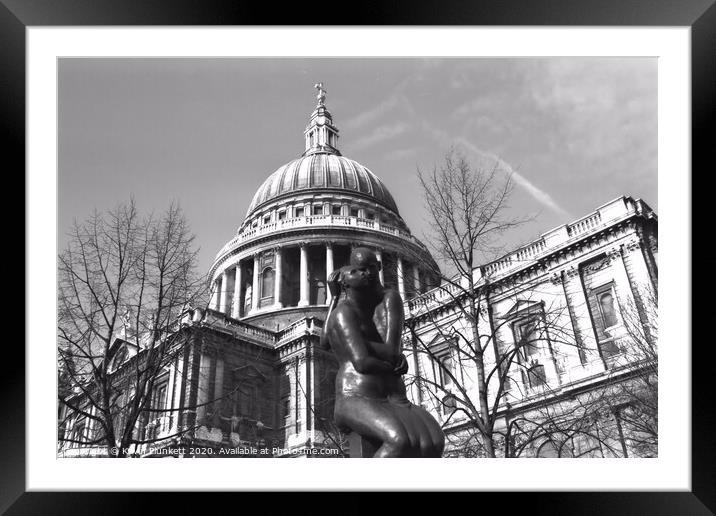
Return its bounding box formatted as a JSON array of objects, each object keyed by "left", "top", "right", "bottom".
[{"left": 56, "top": 56, "right": 659, "bottom": 460}]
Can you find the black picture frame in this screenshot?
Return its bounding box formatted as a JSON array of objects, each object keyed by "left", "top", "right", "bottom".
[{"left": 5, "top": 1, "right": 713, "bottom": 513}]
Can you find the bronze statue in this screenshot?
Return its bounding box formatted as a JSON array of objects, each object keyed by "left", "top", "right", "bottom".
[
  {"left": 323, "top": 247, "right": 445, "bottom": 457},
  {"left": 314, "top": 82, "right": 326, "bottom": 106}
]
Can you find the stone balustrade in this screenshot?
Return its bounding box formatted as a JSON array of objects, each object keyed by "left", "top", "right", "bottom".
[
  {"left": 406, "top": 196, "right": 654, "bottom": 314},
  {"left": 567, "top": 211, "right": 602, "bottom": 237},
  {"left": 214, "top": 214, "right": 427, "bottom": 263},
  {"left": 200, "top": 309, "right": 322, "bottom": 348}
]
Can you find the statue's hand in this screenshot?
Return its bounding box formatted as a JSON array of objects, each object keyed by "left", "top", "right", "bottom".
[
  {"left": 327, "top": 268, "right": 343, "bottom": 298},
  {"left": 393, "top": 353, "right": 409, "bottom": 375}
]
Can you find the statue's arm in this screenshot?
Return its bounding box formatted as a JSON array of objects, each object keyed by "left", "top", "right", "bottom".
[
  {"left": 366, "top": 340, "right": 399, "bottom": 363},
  {"left": 332, "top": 306, "right": 395, "bottom": 375},
  {"left": 383, "top": 289, "right": 405, "bottom": 355}
]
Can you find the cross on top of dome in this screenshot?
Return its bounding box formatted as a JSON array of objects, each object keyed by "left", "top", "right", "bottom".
[{"left": 304, "top": 82, "right": 340, "bottom": 156}]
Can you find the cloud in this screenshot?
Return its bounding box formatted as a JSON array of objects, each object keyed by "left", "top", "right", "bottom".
[
  {"left": 383, "top": 147, "right": 419, "bottom": 161},
  {"left": 419, "top": 120, "right": 572, "bottom": 220},
  {"left": 526, "top": 59, "right": 657, "bottom": 168},
  {"left": 342, "top": 96, "right": 403, "bottom": 130},
  {"left": 455, "top": 137, "right": 573, "bottom": 221},
  {"left": 345, "top": 122, "right": 412, "bottom": 152}
]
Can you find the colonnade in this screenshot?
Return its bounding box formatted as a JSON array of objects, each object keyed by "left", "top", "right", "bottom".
[{"left": 210, "top": 243, "right": 424, "bottom": 317}]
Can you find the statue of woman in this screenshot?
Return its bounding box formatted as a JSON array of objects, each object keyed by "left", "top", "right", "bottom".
[{"left": 323, "top": 247, "right": 445, "bottom": 457}]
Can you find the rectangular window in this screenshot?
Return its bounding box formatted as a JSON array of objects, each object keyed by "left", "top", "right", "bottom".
[
  {"left": 437, "top": 352, "right": 455, "bottom": 389},
  {"left": 278, "top": 210, "right": 286, "bottom": 220},
  {"left": 510, "top": 310, "right": 554, "bottom": 392},
  {"left": 587, "top": 283, "right": 622, "bottom": 362},
  {"left": 350, "top": 207, "right": 359, "bottom": 217},
  {"left": 153, "top": 384, "right": 167, "bottom": 411},
  {"left": 527, "top": 363, "right": 547, "bottom": 388},
  {"left": 313, "top": 205, "right": 324, "bottom": 216},
  {"left": 366, "top": 212, "right": 375, "bottom": 220},
  {"left": 295, "top": 207, "right": 304, "bottom": 217},
  {"left": 441, "top": 394, "right": 457, "bottom": 417},
  {"left": 239, "top": 385, "right": 256, "bottom": 418},
  {"left": 331, "top": 205, "right": 342, "bottom": 216},
  {"left": 597, "top": 290, "right": 619, "bottom": 328},
  {"left": 513, "top": 317, "right": 541, "bottom": 362},
  {"left": 263, "top": 215, "right": 271, "bottom": 225}
]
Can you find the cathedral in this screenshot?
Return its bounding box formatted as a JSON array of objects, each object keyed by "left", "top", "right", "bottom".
[{"left": 59, "top": 87, "right": 658, "bottom": 458}]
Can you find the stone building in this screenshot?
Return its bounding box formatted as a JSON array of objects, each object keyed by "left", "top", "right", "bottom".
[
  {"left": 58, "top": 90, "right": 658, "bottom": 458},
  {"left": 404, "top": 195, "right": 658, "bottom": 457}
]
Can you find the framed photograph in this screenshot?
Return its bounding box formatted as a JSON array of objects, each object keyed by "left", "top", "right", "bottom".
[{"left": 8, "top": 0, "right": 712, "bottom": 512}]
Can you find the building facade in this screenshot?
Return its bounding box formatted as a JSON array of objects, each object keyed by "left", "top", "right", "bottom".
[
  {"left": 58, "top": 91, "right": 658, "bottom": 458},
  {"left": 405, "top": 195, "right": 658, "bottom": 457}
]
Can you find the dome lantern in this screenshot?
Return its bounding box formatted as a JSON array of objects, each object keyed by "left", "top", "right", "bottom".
[{"left": 303, "top": 82, "right": 340, "bottom": 157}]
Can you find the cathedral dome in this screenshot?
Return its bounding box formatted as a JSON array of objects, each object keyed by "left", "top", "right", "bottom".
[
  {"left": 246, "top": 153, "right": 399, "bottom": 217},
  {"left": 208, "top": 84, "right": 439, "bottom": 328}
]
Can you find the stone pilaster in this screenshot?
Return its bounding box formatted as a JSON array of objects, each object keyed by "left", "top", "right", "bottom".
[
  {"left": 170, "top": 349, "right": 187, "bottom": 434},
  {"left": 196, "top": 353, "right": 213, "bottom": 425},
  {"left": 562, "top": 265, "right": 603, "bottom": 370}
]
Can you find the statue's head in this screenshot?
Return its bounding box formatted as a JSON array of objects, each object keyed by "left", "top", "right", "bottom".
[{"left": 341, "top": 247, "right": 381, "bottom": 291}]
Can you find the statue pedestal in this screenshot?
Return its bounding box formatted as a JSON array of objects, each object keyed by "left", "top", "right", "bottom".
[{"left": 347, "top": 432, "right": 378, "bottom": 458}]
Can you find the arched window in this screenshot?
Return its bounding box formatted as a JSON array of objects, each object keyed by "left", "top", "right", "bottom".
[
  {"left": 260, "top": 267, "right": 275, "bottom": 305},
  {"left": 536, "top": 440, "right": 559, "bottom": 458}
]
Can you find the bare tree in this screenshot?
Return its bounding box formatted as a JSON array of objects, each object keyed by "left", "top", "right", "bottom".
[
  {"left": 57, "top": 200, "right": 207, "bottom": 457},
  {"left": 409, "top": 149, "right": 528, "bottom": 457}
]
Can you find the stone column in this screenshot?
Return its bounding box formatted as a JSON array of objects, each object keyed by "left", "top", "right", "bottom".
[
  {"left": 274, "top": 247, "right": 283, "bottom": 308},
  {"left": 397, "top": 256, "right": 405, "bottom": 299},
  {"left": 376, "top": 250, "right": 384, "bottom": 285},
  {"left": 325, "top": 243, "right": 334, "bottom": 304},
  {"left": 232, "top": 262, "right": 242, "bottom": 318},
  {"left": 251, "top": 253, "right": 260, "bottom": 312},
  {"left": 299, "top": 243, "right": 310, "bottom": 307},
  {"left": 210, "top": 278, "right": 220, "bottom": 310},
  {"left": 196, "top": 353, "right": 213, "bottom": 426},
  {"left": 218, "top": 270, "right": 229, "bottom": 314}
]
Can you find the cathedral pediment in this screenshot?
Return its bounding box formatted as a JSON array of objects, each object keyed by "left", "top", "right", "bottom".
[
  {"left": 501, "top": 299, "right": 543, "bottom": 319},
  {"left": 232, "top": 364, "right": 268, "bottom": 382}
]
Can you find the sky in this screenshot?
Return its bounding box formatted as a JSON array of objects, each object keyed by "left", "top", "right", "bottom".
[{"left": 58, "top": 58, "right": 657, "bottom": 274}]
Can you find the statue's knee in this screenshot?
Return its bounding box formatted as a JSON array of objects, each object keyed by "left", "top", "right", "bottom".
[{"left": 385, "top": 429, "right": 409, "bottom": 453}]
